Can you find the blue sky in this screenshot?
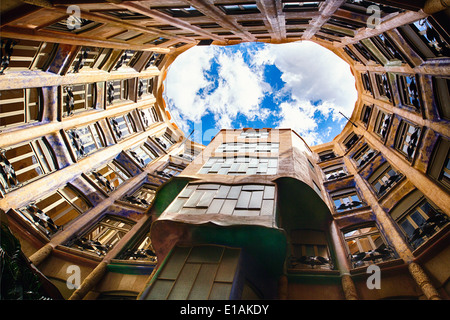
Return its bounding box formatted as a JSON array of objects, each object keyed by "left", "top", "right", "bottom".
[{"left": 163, "top": 41, "right": 357, "bottom": 146}]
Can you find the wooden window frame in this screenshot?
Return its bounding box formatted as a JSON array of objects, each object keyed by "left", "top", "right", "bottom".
[
  {"left": 65, "top": 122, "right": 105, "bottom": 161},
  {"left": 85, "top": 160, "right": 131, "bottom": 195},
  {"left": 18, "top": 184, "right": 91, "bottom": 237},
  {"left": 323, "top": 164, "right": 347, "bottom": 181},
  {"left": 344, "top": 224, "right": 394, "bottom": 268},
  {"left": 117, "top": 229, "right": 157, "bottom": 262},
  {"left": 394, "top": 120, "right": 421, "bottom": 161},
  {"left": 396, "top": 74, "right": 421, "bottom": 111},
  {"left": 289, "top": 229, "right": 332, "bottom": 270},
  {"left": 61, "top": 83, "right": 97, "bottom": 117},
  {"left": 106, "top": 79, "right": 129, "bottom": 106},
  {"left": 199, "top": 156, "right": 278, "bottom": 175},
  {"left": 126, "top": 141, "right": 159, "bottom": 168},
  {"left": 121, "top": 183, "right": 157, "bottom": 209},
  {"left": 374, "top": 73, "right": 393, "bottom": 102},
  {"left": 360, "top": 104, "right": 373, "bottom": 126},
  {"left": 139, "top": 106, "right": 159, "bottom": 128},
  {"left": 70, "top": 215, "right": 135, "bottom": 256},
  {"left": 428, "top": 136, "right": 450, "bottom": 191},
  {"left": 392, "top": 193, "right": 449, "bottom": 250},
  {"left": 0, "top": 87, "right": 43, "bottom": 128},
  {"left": 352, "top": 143, "right": 376, "bottom": 168},
  {"left": 109, "top": 112, "right": 137, "bottom": 141},
  {"left": 332, "top": 188, "right": 364, "bottom": 212},
  {"left": 0, "top": 137, "right": 57, "bottom": 194},
  {"left": 368, "top": 162, "right": 403, "bottom": 198},
  {"left": 373, "top": 109, "right": 391, "bottom": 141}
]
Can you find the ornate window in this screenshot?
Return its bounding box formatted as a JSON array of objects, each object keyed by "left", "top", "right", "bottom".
[
  {"left": 154, "top": 131, "right": 177, "bottom": 151},
  {"left": 121, "top": 184, "right": 157, "bottom": 209},
  {"left": 432, "top": 76, "right": 450, "bottom": 120},
  {"left": 399, "top": 18, "right": 449, "bottom": 60},
  {"left": 344, "top": 225, "right": 395, "bottom": 268},
  {"left": 17, "top": 184, "right": 91, "bottom": 237},
  {"left": 216, "top": 142, "right": 279, "bottom": 153},
  {"left": 61, "top": 83, "right": 98, "bottom": 117},
  {"left": 218, "top": 3, "right": 260, "bottom": 15},
  {"left": 117, "top": 229, "right": 156, "bottom": 262},
  {"left": 139, "top": 106, "right": 159, "bottom": 128},
  {"left": 396, "top": 74, "right": 421, "bottom": 110},
  {"left": 343, "top": 132, "right": 359, "bottom": 150},
  {"left": 112, "top": 50, "right": 135, "bottom": 71},
  {"left": 126, "top": 141, "right": 159, "bottom": 168},
  {"left": 178, "top": 148, "right": 201, "bottom": 162},
  {"left": 374, "top": 73, "right": 392, "bottom": 102},
  {"left": 428, "top": 137, "right": 450, "bottom": 191},
  {"left": 69, "top": 47, "right": 108, "bottom": 73},
  {"left": 44, "top": 17, "right": 101, "bottom": 35},
  {"left": 70, "top": 215, "right": 135, "bottom": 256},
  {"left": 282, "top": 1, "right": 321, "bottom": 12},
  {"left": 391, "top": 190, "right": 449, "bottom": 249},
  {"left": 199, "top": 156, "right": 277, "bottom": 175},
  {"left": 0, "top": 88, "right": 42, "bottom": 128},
  {"left": 144, "top": 53, "right": 164, "bottom": 69},
  {"left": 240, "top": 130, "right": 269, "bottom": 139},
  {"left": 66, "top": 122, "right": 105, "bottom": 160},
  {"left": 138, "top": 78, "right": 155, "bottom": 99},
  {"left": 394, "top": 120, "right": 421, "bottom": 161},
  {"left": 360, "top": 104, "right": 372, "bottom": 126},
  {"left": 106, "top": 79, "right": 129, "bottom": 105},
  {"left": 373, "top": 109, "right": 391, "bottom": 140},
  {"left": 318, "top": 150, "right": 336, "bottom": 162},
  {"left": 0, "top": 39, "right": 56, "bottom": 73},
  {"left": 155, "top": 162, "right": 185, "bottom": 179},
  {"left": 288, "top": 229, "right": 332, "bottom": 270},
  {"left": 371, "top": 33, "right": 405, "bottom": 63},
  {"left": 0, "top": 138, "right": 57, "bottom": 194},
  {"left": 368, "top": 162, "right": 403, "bottom": 198},
  {"left": 109, "top": 113, "right": 136, "bottom": 141},
  {"left": 165, "top": 183, "right": 276, "bottom": 216},
  {"left": 332, "top": 188, "right": 364, "bottom": 212},
  {"left": 353, "top": 143, "right": 376, "bottom": 168},
  {"left": 86, "top": 160, "right": 131, "bottom": 194},
  {"left": 361, "top": 72, "right": 373, "bottom": 95},
  {"left": 323, "top": 164, "right": 347, "bottom": 181}
]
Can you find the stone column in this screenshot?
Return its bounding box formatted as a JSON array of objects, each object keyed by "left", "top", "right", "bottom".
[
  {"left": 278, "top": 275, "right": 288, "bottom": 300},
  {"left": 68, "top": 261, "right": 108, "bottom": 300},
  {"left": 423, "top": 0, "right": 450, "bottom": 14},
  {"left": 29, "top": 243, "right": 53, "bottom": 266},
  {"left": 341, "top": 274, "right": 359, "bottom": 300},
  {"left": 408, "top": 262, "right": 441, "bottom": 300}
]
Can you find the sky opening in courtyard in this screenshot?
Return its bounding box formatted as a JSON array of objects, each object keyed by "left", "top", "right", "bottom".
[{"left": 163, "top": 41, "right": 358, "bottom": 146}]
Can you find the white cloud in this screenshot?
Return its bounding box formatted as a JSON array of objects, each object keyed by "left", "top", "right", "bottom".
[
  {"left": 253, "top": 41, "right": 357, "bottom": 144},
  {"left": 164, "top": 41, "right": 358, "bottom": 145},
  {"left": 164, "top": 45, "right": 271, "bottom": 134}
]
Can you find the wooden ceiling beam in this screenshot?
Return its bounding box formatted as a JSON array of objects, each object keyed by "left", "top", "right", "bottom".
[
  {"left": 184, "top": 0, "right": 256, "bottom": 42},
  {"left": 115, "top": 1, "right": 225, "bottom": 42},
  {"left": 0, "top": 25, "right": 171, "bottom": 52},
  {"left": 303, "top": 0, "right": 346, "bottom": 40},
  {"left": 257, "top": 0, "right": 285, "bottom": 42}
]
